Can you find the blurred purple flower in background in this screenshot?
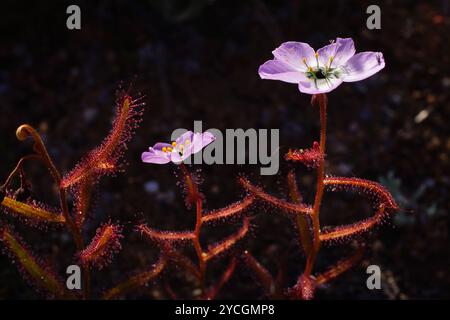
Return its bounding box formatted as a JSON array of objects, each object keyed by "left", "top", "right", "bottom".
[
  {"left": 258, "top": 37, "right": 385, "bottom": 94},
  {"left": 142, "top": 131, "right": 215, "bottom": 164}
]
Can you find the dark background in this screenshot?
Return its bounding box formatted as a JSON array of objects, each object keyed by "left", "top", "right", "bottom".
[{"left": 0, "top": 0, "right": 448, "bottom": 299}]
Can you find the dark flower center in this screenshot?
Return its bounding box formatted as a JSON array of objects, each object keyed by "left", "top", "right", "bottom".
[
  {"left": 312, "top": 69, "right": 327, "bottom": 79},
  {"left": 306, "top": 67, "right": 341, "bottom": 81}
]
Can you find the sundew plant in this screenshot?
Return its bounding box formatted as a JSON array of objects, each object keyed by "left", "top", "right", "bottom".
[{"left": 0, "top": 38, "right": 398, "bottom": 300}]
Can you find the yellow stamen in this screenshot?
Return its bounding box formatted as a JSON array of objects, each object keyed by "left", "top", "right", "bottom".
[
  {"left": 162, "top": 147, "right": 167, "bottom": 152},
  {"left": 171, "top": 142, "right": 177, "bottom": 147},
  {"left": 185, "top": 139, "right": 190, "bottom": 145},
  {"left": 302, "top": 57, "right": 308, "bottom": 66},
  {"left": 167, "top": 147, "right": 173, "bottom": 152}
]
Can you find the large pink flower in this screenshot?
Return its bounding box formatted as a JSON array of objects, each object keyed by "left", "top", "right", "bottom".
[
  {"left": 258, "top": 38, "right": 385, "bottom": 94},
  {"left": 141, "top": 131, "right": 215, "bottom": 164}
]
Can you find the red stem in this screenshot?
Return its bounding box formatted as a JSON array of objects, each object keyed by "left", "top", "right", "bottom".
[
  {"left": 15, "top": 125, "right": 90, "bottom": 299},
  {"left": 59, "top": 187, "right": 90, "bottom": 299},
  {"left": 194, "top": 197, "right": 206, "bottom": 286},
  {"left": 179, "top": 163, "right": 205, "bottom": 291},
  {"left": 0, "top": 155, "right": 41, "bottom": 190},
  {"left": 304, "top": 94, "right": 327, "bottom": 276}
]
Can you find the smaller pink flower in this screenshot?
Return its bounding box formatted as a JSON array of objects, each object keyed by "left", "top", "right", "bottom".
[
  {"left": 258, "top": 38, "right": 385, "bottom": 94},
  {"left": 141, "top": 131, "right": 215, "bottom": 164}
]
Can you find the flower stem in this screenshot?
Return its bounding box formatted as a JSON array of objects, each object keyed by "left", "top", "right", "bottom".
[
  {"left": 194, "top": 198, "right": 206, "bottom": 290},
  {"left": 179, "top": 163, "right": 205, "bottom": 292},
  {"left": 304, "top": 93, "right": 327, "bottom": 276}
]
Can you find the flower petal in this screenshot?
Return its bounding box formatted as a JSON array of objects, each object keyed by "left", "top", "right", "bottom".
[
  {"left": 272, "top": 41, "right": 316, "bottom": 71},
  {"left": 141, "top": 149, "right": 171, "bottom": 164},
  {"left": 191, "top": 132, "right": 215, "bottom": 153},
  {"left": 258, "top": 59, "right": 307, "bottom": 84},
  {"left": 178, "top": 131, "right": 216, "bottom": 162},
  {"left": 175, "top": 131, "right": 194, "bottom": 146},
  {"left": 202, "top": 131, "right": 216, "bottom": 147},
  {"left": 333, "top": 38, "right": 355, "bottom": 66},
  {"left": 158, "top": 131, "right": 218, "bottom": 164},
  {"left": 170, "top": 152, "right": 183, "bottom": 164},
  {"left": 152, "top": 142, "right": 172, "bottom": 151},
  {"left": 341, "top": 52, "right": 385, "bottom": 82},
  {"left": 298, "top": 78, "right": 343, "bottom": 94},
  {"left": 317, "top": 42, "right": 340, "bottom": 68}
]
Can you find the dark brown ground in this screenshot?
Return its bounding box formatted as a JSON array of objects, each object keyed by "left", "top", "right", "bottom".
[{"left": 0, "top": 0, "right": 448, "bottom": 299}]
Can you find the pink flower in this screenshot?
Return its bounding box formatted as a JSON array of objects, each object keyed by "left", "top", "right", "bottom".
[
  {"left": 258, "top": 38, "right": 385, "bottom": 94},
  {"left": 141, "top": 131, "right": 215, "bottom": 164}
]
